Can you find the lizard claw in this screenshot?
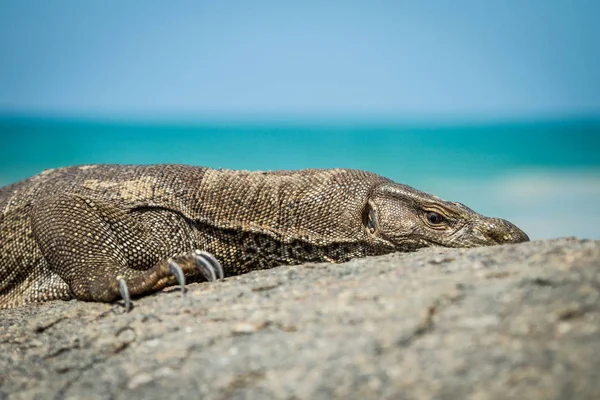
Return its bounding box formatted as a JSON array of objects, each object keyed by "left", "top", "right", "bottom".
[
  {"left": 114, "top": 251, "right": 223, "bottom": 311},
  {"left": 118, "top": 278, "right": 133, "bottom": 312},
  {"left": 193, "top": 250, "right": 224, "bottom": 281},
  {"left": 168, "top": 260, "right": 186, "bottom": 295}
]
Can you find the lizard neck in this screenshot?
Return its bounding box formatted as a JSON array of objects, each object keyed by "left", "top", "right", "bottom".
[
  {"left": 191, "top": 168, "right": 395, "bottom": 266},
  {"left": 194, "top": 168, "right": 363, "bottom": 242}
]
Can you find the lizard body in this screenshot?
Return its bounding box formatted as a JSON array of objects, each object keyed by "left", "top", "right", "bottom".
[{"left": 0, "top": 164, "right": 529, "bottom": 309}]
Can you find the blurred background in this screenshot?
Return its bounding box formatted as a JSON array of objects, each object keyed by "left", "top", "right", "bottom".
[{"left": 1, "top": 0, "right": 599, "bottom": 240}]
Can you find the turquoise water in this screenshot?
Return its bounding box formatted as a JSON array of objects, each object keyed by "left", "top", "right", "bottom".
[
  {"left": 1, "top": 117, "right": 598, "bottom": 183},
  {"left": 1, "top": 117, "right": 599, "bottom": 239}
]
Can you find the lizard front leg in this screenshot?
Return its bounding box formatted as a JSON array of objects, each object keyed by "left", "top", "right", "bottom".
[{"left": 30, "top": 193, "right": 221, "bottom": 309}]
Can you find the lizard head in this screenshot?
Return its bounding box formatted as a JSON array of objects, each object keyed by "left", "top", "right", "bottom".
[{"left": 362, "top": 181, "right": 530, "bottom": 251}]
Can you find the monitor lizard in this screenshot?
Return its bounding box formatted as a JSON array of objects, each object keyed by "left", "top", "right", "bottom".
[{"left": 0, "top": 164, "right": 529, "bottom": 310}]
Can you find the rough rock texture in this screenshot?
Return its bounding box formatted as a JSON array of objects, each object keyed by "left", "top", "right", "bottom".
[{"left": 1, "top": 237, "right": 599, "bottom": 400}]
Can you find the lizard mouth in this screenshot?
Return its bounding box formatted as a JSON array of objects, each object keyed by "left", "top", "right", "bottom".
[{"left": 390, "top": 236, "right": 440, "bottom": 252}]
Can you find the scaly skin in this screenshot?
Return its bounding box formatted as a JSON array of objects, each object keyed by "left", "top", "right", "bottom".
[{"left": 0, "top": 165, "right": 529, "bottom": 309}]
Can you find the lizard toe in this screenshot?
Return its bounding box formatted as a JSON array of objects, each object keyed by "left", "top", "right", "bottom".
[
  {"left": 168, "top": 260, "right": 186, "bottom": 295},
  {"left": 193, "top": 250, "right": 224, "bottom": 281},
  {"left": 117, "top": 278, "right": 133, "bottom": 312},
  {"left": 192, "top": 254, "right": 216, "bottom": 282},
  {"left": 197, "top": 250, "right": 224, "bottom": 280}
]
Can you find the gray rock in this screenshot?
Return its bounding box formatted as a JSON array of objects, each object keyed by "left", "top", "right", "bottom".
[{"left": 1, "top": 238, "right": 599, "bottom": 399}]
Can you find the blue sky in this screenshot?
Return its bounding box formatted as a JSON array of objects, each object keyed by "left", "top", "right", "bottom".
[
  {"left": 1, "top": 2, "right": 599, "bottom": 240},
  {"left": 1, "top": 0, "right": 599, "bottom": 119}
]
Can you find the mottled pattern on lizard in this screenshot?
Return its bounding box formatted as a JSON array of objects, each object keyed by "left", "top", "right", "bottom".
[{"left": 0, "top": 164, "right": 529, "bottom": 309}]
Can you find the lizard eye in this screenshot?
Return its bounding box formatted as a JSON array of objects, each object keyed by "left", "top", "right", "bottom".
[
  {"left": 362, "top": 203, "right": 378, "bottom": 234},
  {"left": 427, "top": 211, "right": 444, "bottom": 225}
]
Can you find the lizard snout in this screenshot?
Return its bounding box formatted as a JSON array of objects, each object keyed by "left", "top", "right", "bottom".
[{"left": 472, "top": 218, "right": 530, "bottom": 245}]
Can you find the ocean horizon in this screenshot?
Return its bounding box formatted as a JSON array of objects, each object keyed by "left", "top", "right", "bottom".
[{"left": 1, "top": 115, "right": 599, "bottom": 240}]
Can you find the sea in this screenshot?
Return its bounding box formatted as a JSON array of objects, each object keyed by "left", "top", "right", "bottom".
[{"left": 1, "top": 116, "right": 599, "bottom": 240}]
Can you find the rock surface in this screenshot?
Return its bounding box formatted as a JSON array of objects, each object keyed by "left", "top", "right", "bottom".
[{"left": 1, "top": 238, "right": 599, "bottom": 400}]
